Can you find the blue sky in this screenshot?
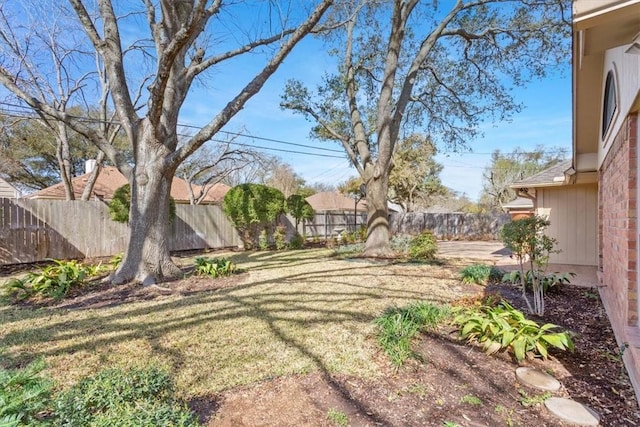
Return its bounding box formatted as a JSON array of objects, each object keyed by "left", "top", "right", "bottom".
[
  {"left": 1, "top": 2, "right": 572, "bottom": 202},
  {"left": 180, "top": 34, "right": 572, "bottom": 202}
]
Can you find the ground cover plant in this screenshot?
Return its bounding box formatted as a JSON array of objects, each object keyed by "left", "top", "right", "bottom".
[
  {"left": 55, "top": 366, "right": 199, "bottom": 426},
  {"left": 2, "top": 259, "right": 106, "bottom": 301},
  {"left": 0, "top": 359, "right": 52, "bottom": 426},
  {"left": 460, "top": 264, "right": 504, "bottom": 285},
  {"left": 0, "top": 362, "right": 199, "bottom": 426},
  {"left": 375, "top": 301, "right": 450, "bottom": 366},
  {"left": 0, "top": 247, "right": 638, "bottom": 426},
  {"left": 193, "top": 257, "right": 237, "bottom": 278}
]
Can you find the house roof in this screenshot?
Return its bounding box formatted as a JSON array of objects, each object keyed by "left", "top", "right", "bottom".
[
  {"left": 509, "top": 160, "right": 573, "bottom": 189},
  {"left": 28, "top": 166, "right": 229, "bottom": 204},
  {"left": 502, "top": 196, "right": 534, "bottom": 210},
  {"left": 0, "top": 177, "right": 20, "bottom": 198},
  {"left": 306, "top": 191, "right": 367, "bottom": 212}
]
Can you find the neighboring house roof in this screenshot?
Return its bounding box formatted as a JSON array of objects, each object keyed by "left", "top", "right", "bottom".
[
  {"left": 509, "top": 160, "right": 573, "bottom": 189},
  {"left": 306, "top": 191, "right": 367, "bottom": 212},
  {"left": 501, "top": 196, "right": 534, "bottom": 211},
  {"left": 28, "top": 166, "right": 229, "bottom": 204},
  {"left": 0, "top": 177, "right": 20, "bottom": 198}
]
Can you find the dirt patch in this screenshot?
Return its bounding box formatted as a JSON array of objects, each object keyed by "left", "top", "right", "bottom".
[
  {"left": 193, "top": 285, "right": 639, "bottom": 427},
  {"left": 50, "top": 273, "right": 246, "bottom": 310}
]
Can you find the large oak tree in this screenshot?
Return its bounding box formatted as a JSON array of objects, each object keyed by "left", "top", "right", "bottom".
[
  {"left": 0, "top": 0, "right": 333, "bottom": 284},
  {"left": 282, "top": 0, "right": 570, "bottom": 256}
]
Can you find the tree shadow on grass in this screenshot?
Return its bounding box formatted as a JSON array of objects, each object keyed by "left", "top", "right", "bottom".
[{"left": 0, "top": 248, "right": 483, "bottom": 425}]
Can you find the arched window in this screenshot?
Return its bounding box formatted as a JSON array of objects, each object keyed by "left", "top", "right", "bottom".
[{"left": 602, "top": 70, "right": 617, "bottom": 139}]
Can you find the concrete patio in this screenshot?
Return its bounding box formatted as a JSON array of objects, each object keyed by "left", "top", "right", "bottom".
[{"left": 437, "top": 240, "right": 599, "bottom": 288}]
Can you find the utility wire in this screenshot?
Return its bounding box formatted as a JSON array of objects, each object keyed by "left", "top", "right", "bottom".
[
  {"left": 0, "top": 101, "right": 570, "bottom": 174},
  {"left": 0, "top": 103, "right": 345, "bottom": 157}
]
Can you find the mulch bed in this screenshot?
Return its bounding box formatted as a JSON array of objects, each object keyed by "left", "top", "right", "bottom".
[{"left": 195, "top": 283, "right": 640, "bottom": 427}]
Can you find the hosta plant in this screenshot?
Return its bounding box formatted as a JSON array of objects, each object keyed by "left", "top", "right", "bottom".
[
  {"left": 3, "top": 259, "right": 98, "bottom": 301},
  {"left": 193, "top": 257, "right": 237, "bottom": 278},
  {"left": 453, "top": 300, "right": 574, "bottom": 362},
  {"left": 503, "top": 270, "right": 575, "bottom": 293}
]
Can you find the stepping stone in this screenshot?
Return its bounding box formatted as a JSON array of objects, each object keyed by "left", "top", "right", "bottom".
[
  {"left": 515, "top": 367, "right": 561, "bottom": 391},
  {"left": 545, "top": 397, "right": 600, "bottom": 426}
]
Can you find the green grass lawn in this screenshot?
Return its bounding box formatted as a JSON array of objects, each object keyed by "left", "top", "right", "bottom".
[{"left": 0, "top": 249, "right": 473, "bottom": 398}]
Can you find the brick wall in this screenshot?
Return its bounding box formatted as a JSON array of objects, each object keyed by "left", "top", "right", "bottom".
[
  {"left": 599, "top": 112, "right": 639, "bottom": 403},
  {"left": 600, "top": 112, "right": 638, "bottom": 326}
]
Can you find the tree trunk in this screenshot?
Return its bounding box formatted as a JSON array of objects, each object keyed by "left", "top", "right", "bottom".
[
  {"left": 111, "top": 144, "right": 182, "bottom": 285},
  {"left": 363, "top": 172, "right": 392, "bottom": 256},
  {"left": 56, "top": 122, "right": 75, "bottom": 201}
]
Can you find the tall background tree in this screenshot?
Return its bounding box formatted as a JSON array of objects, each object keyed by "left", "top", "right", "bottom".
[
  {"left": 0, "top": 107, "right": 129, "bottom": 196},
  {"left": 388, "top": 135, "right": 446, "bottom": 212},
  {"left": 282, "top": 0, "right": 570, "bottom": 256},
  {"left": 479, "top": 145, "right": 568, "bottom": 211},
  {"left": 176, "top": 130, "right": 261, "bottom": 205},
  {"left": 0, "top": 0, "right": 333, "bottom": 284}
]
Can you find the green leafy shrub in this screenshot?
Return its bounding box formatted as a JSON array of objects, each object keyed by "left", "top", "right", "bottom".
[
  {"left": 453, "top": 301, "right": 574, "bottom": 362},
  {"left": 460, "top": 264, "right": 504, "bottom": 285},
  {"left": 503, "top": 270, "right": 575, "bottom": 293},
  {"left": 500, "top": 216, "right": 559, "bottom": 315},
  {"left": 285, "top": 194, "right": 314, "bottom": 230},
  {"left": 408, "top": 231, "right": 438, "bottom": 260},
  {"left": 258, "top": 229, "right": 269, "bottom": 250},
  {"left": 222, "top": 183, "right": 286, "bottom": 250},
  {"left": 0, "top": 359, "right": 53, "bottom": 426},
  {"left": 193, "top": 257, "right": 237, "bottom": 278},
  {"left": 289, "top": 232, "right": 305, "bottom": 250},
  {"left": 109, "top": 184, "right": 176, "bottom": 224},
  {"left": 3, "top": 259, "right": 98, "bottom": 301},
  {"left": 108, "top": 184, "right": 131, "bottom": 223},
  {"left": 54, "top": 366, "right": 199, "bottom": 427},
  {"left": 273, "top": 225, "right": 287, "bottom": 250},
  {"left": 375, "top": 301, "right": 450, "bottom": 366}
]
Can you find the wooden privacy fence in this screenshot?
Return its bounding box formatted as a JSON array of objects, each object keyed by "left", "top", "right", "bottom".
[
  {"left": 0, "top": 197, "right": 510, "bottom": 265},
  {"left": 389, "top": 212, "right": 511, "bottom": 240},
  {"left": 0, "top": 198, "right": 242, "bottom": 265},
  {"left": 302, "top": 211, "right": 367, "bottom": 238}
]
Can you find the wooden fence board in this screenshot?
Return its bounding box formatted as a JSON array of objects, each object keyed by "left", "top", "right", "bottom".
[
  {"left": 0, "top": 199, "right": 243, "bottom": 265},
  {"left": 0, "top": 198, "right": 508, "bottom": 265}
]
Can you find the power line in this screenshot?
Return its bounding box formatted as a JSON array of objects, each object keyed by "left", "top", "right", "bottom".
[
  {"left": 177, "top": 122, "right": 345, "bottom": 154},
  {"left": 0, "top": 104, "right": 345, "bottom": 160},
  {"left": 0, "top": 102, "right": 570, "bottom": 157},
  {"left": 205, "top": 137, "right": 344, "bottom": 159}
]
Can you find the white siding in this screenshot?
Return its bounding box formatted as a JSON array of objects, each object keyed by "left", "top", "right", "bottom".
[
  {"left": 600, "top": 45, "right": 640, "bottom": 168},
  {"left": 536, "top": 184, "right": 598, "bottom": 266},
  {"left": 0, "top": 178, "right": 18, "bottom": 198}
]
